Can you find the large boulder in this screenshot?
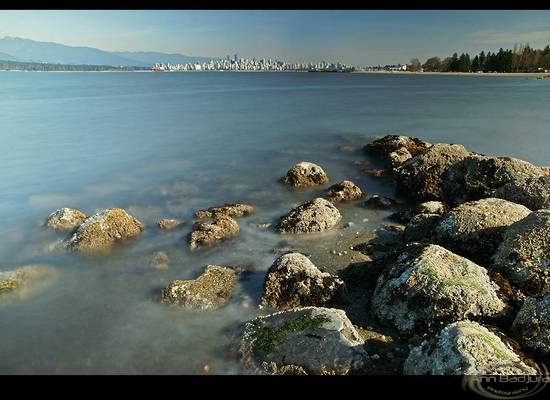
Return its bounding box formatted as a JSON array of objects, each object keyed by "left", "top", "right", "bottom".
[
  {"left": 45, "top": 208, "right": 87, "bottom": 231},
  {"left": 65, "top": 208, "right": 144, "bottom": 254},
  {"left": 394, "top": 143, "right": 470, "bottom": 200},
  {"left": 513, "top": 289, "right": 550, "bottom": 357},
  {"left": 325, "top": 180, "right": 363, "bottom": 203},
  {"left": 434, "top": 198, "right": 531, "bottom": 264},
  {"left": 239, "top": 307, "right": 366, "bottom": 375},
  {"left": 444, "top": 155, "right": 549, "bottom": 205},
  {"left": 371, "top": 244, "right": 505, "bottom": 334},
  {"left": 159, "top": 265, "right": 237, "bottom": 310},
  {"left": 0, "top": 264, "right": 59, "bottom": 302},
  {"left": 276, "top": 198, "right": 341, "bottom": 234},
  {"left": 187, "top": 216, "right": 239, "bottom": 250},
  {"left": 260, "top": 253, "right": 345, "bottom": 310},
  {"left": 403, "top": 213, "right": 442, "bottom": 242},
  {"left": 281, "top": 162, "right": 329, "bottom": 187},
  {"left": 363, "top": 135, "right": 431, "bottom": 167},
  {"left": 494, "top": 176, "right": 550, "bottom": 211},
  {"left": 404, "top": 320, "right": 537, "bottom": 375},
  {"left": 491, "top": 210, "right": 550, "bottom": 293},
  {"left": 195, "top": 203, "right": 255, "bottom": 219}
]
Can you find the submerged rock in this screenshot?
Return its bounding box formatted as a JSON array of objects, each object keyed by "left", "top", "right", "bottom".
[
  {"left": 187, "top": 216, "right": 239, "bottom": 250},
  {"left": 149, "top": 251, "right": 170, "bottom": 270},
  {"left": 156, "top": 218, "right": 184, "bottom": 230},
  {"left": 160, "top": 265, "right": 237, "bottom": 310},
  {"left": 65, "top": 208, "right": 144, "bottom": 254},
  {"left": 325, "top": 180, "right": 363, "bottom": 203},
  {"left": 494, "top": 176, "right": 550, "bottom": 211},
  {"left": 195, "top": 203, "right": 255, "bottom": 219},
  {"left": 0, "top": 264, "right": 58, "bottom": 302},
  {"left": 363, "top": 135, "right": 431, "bottom": 167},
  {"left": 491, "top": 210, "right": 550, "bottom": 293},
  {"left": 281, "top": 162, "right": 329, "bottom": 187},
  {"left": 394, "top": 143, "right": 470, "bottom": 200},
  {"left": 45, "top": 208, "right": 87, "bottom": 231},
  {"left": 260, "top": 253, "right": 345, "bottom": 310},
  {"left": 371, "top": 244, "right": 505, "bottom": 334},
  {"left": 363, "top": 195, "right": 395, "bottom": 209},
  {"left": 239, "top": 306, "right": 366, "bottom": 375},
  {"left": 404, "top": 320, "right": 537, "bottom": 375},
  {"left": 276, "top": 198, "right": 341, "bottom": 234},
  {"left": 513, "top": 289, "right": 550, "bottom": 356},
  {"left": 444, "top": 154, "right": 549, "bottom": 204},
  {"left": 434, "top": 198, "right": 531, "bottom": 264}
]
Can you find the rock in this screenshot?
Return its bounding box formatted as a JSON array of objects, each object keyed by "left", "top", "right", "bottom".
[
  {"left": 149, "top": 251, "right": 170, "bottom": 270},
  {"left": 403, "top": 213, "right": 441, "bottom": 242},
  {"left": 0, "top": 264, "right": 58, "bottom": 302},
  {"left": 491, "top": 210, "right": 550, "bottom": 293},
  {"left": 363, "top": 195, "right": 395, "bottom": 209},
  {"left": 195, "top": 203, "right": 255, "bottom": 219},
  {"left": 276, "top": 198, "right": 341, "bottom": 234},
  {"left": 494, "top": 176, "right": 550, "bottom": 211},
  {"left": 444, "top": 155, "right": 549, "bottom": 204},
  {"left": 188, "top": 216, "right": 239, "bottom": 250},
  {"left": 371, "top": 244, "right": 505, "bottom": 334},
  {"left": 257, "top": 223, "right": 272, "bottom": 230},
  {"left": 45, "top": 208, "right": 87, "bottom": 231},
  {"left": 363, "top": 135, "right": 431, "bottom": 167},
  {"left": 337, "top": 145, "right": 356, "bottom": 153},
  {"left": 239, "top": 306, "right": 366, "bottom": 375},
  {"left": 260, "top": 253, "right": 345, "bottom": 310},
  {"left": 65, "top": 208, "right": 144, "bottom": 254},
  {"left": 159, "top": 265, "right": 237, "bottom": 310},
  {"left": 156, "top": 218, "right": 184, "bottom": 230},
  {"left": 434, "top": 198, "right": 531, "bottom": 264},
  {"left": 364, "top": 168, "right": 389, "bottom": 178},
  {"left": 394, "top": 143, "right": 470, "bottom": 200},
  {"left": 404, "top": 320, "right": 537, "bottom": 375},
  {"left": 281, "top": 162, "right": 329, "bottom": 187},
  {"left": 414, "top": 201, "right": 449, "bottom": 215},
  {"left": 513, "top": 289, "right": 550, "bottom": 356},
  {"left": 325, "top": 180, "right": 364, "bottom": 203}
]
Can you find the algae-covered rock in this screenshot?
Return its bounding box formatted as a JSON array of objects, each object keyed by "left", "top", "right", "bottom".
[
  {"left": 394, "top": 143, "right": 470, "bottom": 200},
  {"left": 371, "top": 244, "right": 505, "bottom": 334},
  {"left": 46, "top": 208, "right": 87, "bottom": 231},
  {"left": 363, "top": 135, "right": 431, "bottom": 167},
  {"left": 260, "top": 253, "right": 345, "bottom": 310},
  {"left": 0, "top": 264, "right": 59, "bottom": 303},
  {"left": 281, "top": 162, "right": 329, "bottom": 187},
  {"left": 444, "top": 155, "right": 548, "bottom": 204},
  {"left": 195, "top": 203, "right": 255, "bottom": 219},
  {"left": 491, "top": 210, "right": 550, "bottom": 293},
  {"left": 404, "top": 320, "right": 537, "bottom": 375},
  {"left": 513, "top": 289, "right": 550, "bottom": 356},
  {"left": 65, "top": 208, "right": 144, "bottom": 254},
  {"left": 434, "top": 198, "right": 531, "bottom": 264},
  {"left": 160, "top": 265, "right": 237, "bottom": 310},
  {"left": 325, "top": 180, "right": 363, "bottom": 203},
  {"left": 276, "top": 198, "right": 341, "bottom": 234},
  {"left": 187, "top": 216, "right": 239, "bottom": 250},
  {"left": 494, "top": 176, "right": 550, "bottom": 211},
  {"left": 239, "top": 306, "right": 366, "bottom": 375}
]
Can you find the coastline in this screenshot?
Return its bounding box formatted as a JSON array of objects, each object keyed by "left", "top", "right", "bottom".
[{"left": 353, "top": 70, "right": 550, "bottom": 77}]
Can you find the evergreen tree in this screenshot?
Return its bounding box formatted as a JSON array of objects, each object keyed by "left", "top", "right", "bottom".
[
  {"left": 471, "top": 55, "right": 480, "bottom": 72},
  {"left": 449, "top": 53, "right": 459, "bottom": 72},
  {"left": 479, "top": 51, "right": 486, "bottom": 71}
]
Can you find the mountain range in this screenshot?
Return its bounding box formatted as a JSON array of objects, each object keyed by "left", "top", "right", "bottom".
[{"left": 0, "top": 36, "right": 216, "bottom": 67}]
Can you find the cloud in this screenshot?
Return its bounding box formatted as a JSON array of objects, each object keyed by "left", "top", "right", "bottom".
[{"left": 470, "top": 29, "right": 550, "bottom": 46}]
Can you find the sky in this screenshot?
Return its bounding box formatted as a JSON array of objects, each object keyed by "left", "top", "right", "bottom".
[{"left": 0, "top": 10, "right": 549, "bottom": 65}]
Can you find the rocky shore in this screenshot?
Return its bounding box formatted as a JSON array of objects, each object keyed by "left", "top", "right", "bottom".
[{"left": 4, "top": 133, "right": 549, "bottom": 375}]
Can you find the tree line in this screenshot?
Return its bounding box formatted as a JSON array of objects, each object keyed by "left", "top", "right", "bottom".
[
  {"left": 415, "top": 44, "right": 550, "bottom": 73},
  {"left": 0, "top": 59, "right": 147, "bottom": 72}
]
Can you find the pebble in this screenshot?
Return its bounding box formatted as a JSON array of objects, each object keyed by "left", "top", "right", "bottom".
[{"left": 371, "top": 354, "right": 380, "bottom": 360}]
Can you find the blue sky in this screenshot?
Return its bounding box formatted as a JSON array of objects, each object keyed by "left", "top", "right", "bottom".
[{"left": 0, "top": 10, "right": 549, "bottom": 65}]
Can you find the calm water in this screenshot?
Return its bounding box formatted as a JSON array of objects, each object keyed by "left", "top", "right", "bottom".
[{"left": 1, "top": 71, "right": 549, "bottom": 374}]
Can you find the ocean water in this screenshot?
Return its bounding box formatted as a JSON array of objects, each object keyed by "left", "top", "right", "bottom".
[{"left": 0, "top": 71, "right": 549, "bottom": 374}]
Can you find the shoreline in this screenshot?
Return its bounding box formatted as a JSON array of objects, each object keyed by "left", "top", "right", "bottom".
[{"left": 353, "top": 70, "right": 550, "bottom": 77}]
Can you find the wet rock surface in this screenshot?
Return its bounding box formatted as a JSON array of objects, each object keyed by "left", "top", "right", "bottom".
[
  {"left": 363, "top": 195, "right": 395, "bottom": 209},
  {"left": 513, "top": 289, "right": 550, "bottom": 357},
  {"left": 404, "top": 320, "right": 537, "bottom": 375},
  {"left": 156, "top": 218, "right": 184, "bottom": 230},
  {"left": 281, "top": 162, "right": 329, "bottom": 187},
  {"left": 325, "top": 180, "right": 363, "bottom": 203},
  {"left": 0, "top": 264, "right": 59, "bottom": 303},
  {"left": 363, "top": 135, "right": 431, "bottom": 167},
  {"left": 160, "top": 265, "right": 238, "bottom": 310},
  {"left": 188, "top": 216, "right": 240, "bottom": 250},
  {"left": 260, "top": 253, "right": 345, "bottom": 310},
  {"left": 276, "top": 198, "right": 342, "bottom": 234},
  {"left": 434, "top": 198, "right": 531, "bottom": 264},
  {"left": 195, "top": 203, "right": 255, "bottom": 219},
  {"left": 239, "top": 306, "right": 366, "bottom": 375},
  {"left": 491, "top": 210, "right": 550, "bottom": 293},
  {"left": 46, "top": 208, "right": 87, "bottom": 231},
  {"left": 65, "top": 208, "right": 144, "bottom": 254},
  {"left": 494, "top": 176, "right": 550, "bottom": 211},
  {"left": 371, "top": 244, "right": 505, "bottom": 334}
]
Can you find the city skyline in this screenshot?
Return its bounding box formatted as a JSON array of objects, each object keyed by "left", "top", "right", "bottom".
[{"left": 0, "top": 11, "right": 549, "bottom": 65}]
